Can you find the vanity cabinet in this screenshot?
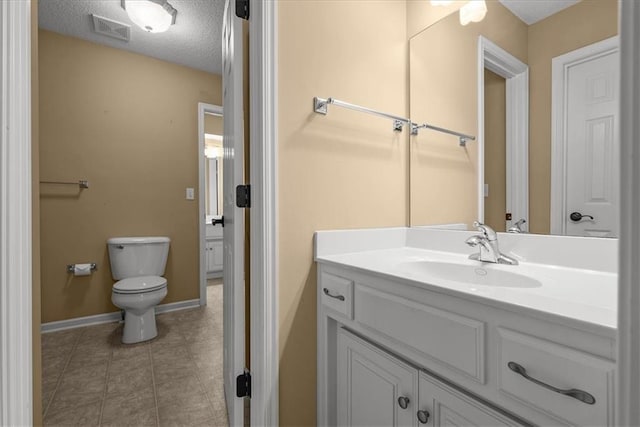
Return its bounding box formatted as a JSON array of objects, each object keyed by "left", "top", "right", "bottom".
[
  {"left": 337, "top": 327, "right": 523, "bottom": 427},
  {"left": 318, "top": 264, "right": 616, "bottom": 427},
  {"left": 205, "top": 223, "right": 223, "bottom": 277}
]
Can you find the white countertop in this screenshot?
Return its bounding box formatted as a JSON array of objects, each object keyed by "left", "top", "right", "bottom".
[{"left": 315, "top": 227, "right": 618, "bottom": 333}]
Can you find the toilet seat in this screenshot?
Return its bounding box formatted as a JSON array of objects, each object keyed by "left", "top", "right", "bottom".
[{"left": 113, "top": 276, "right": 167, "bottom": 294}]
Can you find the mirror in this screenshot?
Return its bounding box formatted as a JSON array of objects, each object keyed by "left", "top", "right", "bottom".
[
  {"left": 205, "top": 112, "right": 224, "bottom": 221},
  {"left": 409, "top": 0, "right": 619, "bottom": 237}
]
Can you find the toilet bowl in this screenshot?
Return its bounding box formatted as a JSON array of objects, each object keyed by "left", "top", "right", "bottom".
[
  {"left": 107, "top": 236, "right": 170, "bottom": 344},
  {"left": 111, "top": 276, "right": 168, "bottom": 344}
]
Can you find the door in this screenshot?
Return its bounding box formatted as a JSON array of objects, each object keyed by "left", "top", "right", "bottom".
[
  {"left": 417, "top": 372, "right": 522, "bottom": 427},
  {"left": 337, "top": 328, "right": 418, "bottom": 427},
  {"left": 222, "top": 0, "right": 246, "bottom": 424},
  {"left": 553, "top": 39, "right": 620, "bottom": 237}
]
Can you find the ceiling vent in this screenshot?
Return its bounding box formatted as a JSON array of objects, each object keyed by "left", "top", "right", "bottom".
[{"left": 91, "top": 14, "right": 131, "bottom": 42}]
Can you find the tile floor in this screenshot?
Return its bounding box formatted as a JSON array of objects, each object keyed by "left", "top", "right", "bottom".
[{"left": 42, "top": 280, "right": 228, "bottom": 427}]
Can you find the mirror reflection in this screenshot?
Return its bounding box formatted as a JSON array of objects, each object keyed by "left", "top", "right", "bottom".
[
  {"left": 410, "top": 0, "right": 619, "bottom": 237},
  {"left": 204, "top": 112, "right": 224, "bottom": 221}
]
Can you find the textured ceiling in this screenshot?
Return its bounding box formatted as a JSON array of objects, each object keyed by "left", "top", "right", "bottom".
[
  {"left": 39, "top": 0, "right": 224, "bottom": 75},
  {"left": 498, "top": 0, "right": 581, "bottom": 25}
]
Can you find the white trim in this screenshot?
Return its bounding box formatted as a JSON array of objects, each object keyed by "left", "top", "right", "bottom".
[
  {"left": 617, "top": 1, "right": 640, "bottom": 424},
  {"left": 550, "top": 36, "right": 619, "bottom": 235},
  {"left": 477, "top": 36, "right": 529, "bottom": 230},
  {"left": 198, "top": 102, "right": 223, "bottom": 307},
  {"left": 250, "top": 0, "right": 279, "bottom": 425},
  {"left": 0, "top": 1, "right": 32, "bottom": 424},
  {"left": 41, "top": 299, "right": 200, "bottom": 334}
]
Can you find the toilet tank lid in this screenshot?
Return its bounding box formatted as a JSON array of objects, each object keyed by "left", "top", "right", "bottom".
[{"left": 107, "top": 236, "right": 171, "bottom": 245}]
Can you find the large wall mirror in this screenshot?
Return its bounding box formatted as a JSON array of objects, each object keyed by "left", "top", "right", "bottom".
[
  {"left": 205, "top": 112, "right": 224, "bottom": 221},
  {"left": 410, "top": 0, "right": 619, "bottom": 237}
]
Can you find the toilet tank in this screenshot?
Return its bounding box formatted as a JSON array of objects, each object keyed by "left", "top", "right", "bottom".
[{"left": 107, "top": 236, "right": 170, "bottom": 280}]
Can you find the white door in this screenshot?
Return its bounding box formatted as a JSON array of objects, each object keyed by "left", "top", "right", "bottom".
[
  {"left": 222, "top": 0, "right": 246, "bottom": 424},
  {"left": 337, "top": 328, "right": 418, "bottom": 427},
  {"left": 553, "top": 39, "right": 620, "bottom": 237}
]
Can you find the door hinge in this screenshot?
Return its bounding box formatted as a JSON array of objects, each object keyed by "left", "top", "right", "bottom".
[
  {"left": 236, "top": 185, "right": 251, "bottom": 208},
  {"left": 235, "top": 0, "right": 249, "bottom": 20},
  {"left": 236, "top": 370, "right": 251, "bottom": 398}
]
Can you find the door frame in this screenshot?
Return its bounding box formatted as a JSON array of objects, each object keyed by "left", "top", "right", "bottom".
[
  {"left": 477, "top": 36, "right": 529, "bottom": 230},
  {"left": 249, "top": 0, "right": 279, "bottom": 425},
  {"left": 198, "top": 102, "right": 223, "bottom": 307},
  {"left": 0, "top": 0, "right": 33, "bottom": 424},
  {"left": 550, "top": 36, "right": 619, "bottom": 235},
  {"left": 617, "top": 1, "right": 640, "bottom": 424}
]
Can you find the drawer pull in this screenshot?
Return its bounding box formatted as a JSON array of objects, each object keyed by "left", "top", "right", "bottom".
[
  {"left": 397, "top": 396, "right": 410, "bottom": 409},
  {"left": 507, "top": 362, "right": 596, "bottom": 405},
  {"left": 416, "top": 410, "right": 430, "bottom": 424},
  {"left": 323, "top": 288, "right": 345, "bottom": 301}
]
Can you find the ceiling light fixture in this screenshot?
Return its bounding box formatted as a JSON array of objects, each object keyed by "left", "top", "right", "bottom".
[
  {"left": 459, "top": 0, "right": 488, "bottom": 25},
  {"left": 121, "top": 0, "right": 177, "bottom": 33}
]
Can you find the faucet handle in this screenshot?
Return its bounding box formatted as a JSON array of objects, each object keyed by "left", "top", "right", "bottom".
[{"left": 473, "top": 221, "right": 497, "bottom": 241}]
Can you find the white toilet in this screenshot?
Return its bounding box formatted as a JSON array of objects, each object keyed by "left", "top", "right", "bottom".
[{"left": 107, "top": 236, "right": 170, "bottom": 344}]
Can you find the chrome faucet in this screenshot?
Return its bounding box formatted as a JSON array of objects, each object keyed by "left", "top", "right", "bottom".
[
  {"left": 466, "top": 221, "right": 518, "bottom": 265},
  {"left": 508, "top": 218, "right": 527, "bottom": 233}
]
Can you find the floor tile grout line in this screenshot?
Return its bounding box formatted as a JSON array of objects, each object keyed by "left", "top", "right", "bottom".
[
  {"left": 97, "top": 342, "right": 114, "bottom": 427},
  {"left": 42, "top": 329, "right": 84, "bottom": 419},
  {"left": 183, "top": 316, "right": 225, "bottom": 424},
  {"left": 148, "top": 344, "right": 161, "bottom": 427}
]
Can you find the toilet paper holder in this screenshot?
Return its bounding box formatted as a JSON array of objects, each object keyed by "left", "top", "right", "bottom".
[{"left": 67, "top": 263, "right": 97, "bottom": 273}]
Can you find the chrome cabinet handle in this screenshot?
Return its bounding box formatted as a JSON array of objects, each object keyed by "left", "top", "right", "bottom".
[
  {"left": 507, "top": 362, "right": 596, "bottom": 405},
  {"left": 416, "top": 410, "right": 430, "bottom": 424},
  {"left": 322, "top": 288, "right": 345, "bottom": 301},
  {"left": 397, "top": 396, "right": 410, "bottom": 410}
]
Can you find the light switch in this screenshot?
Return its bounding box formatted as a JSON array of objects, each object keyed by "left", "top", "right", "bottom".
[
  {"left": 186, "top": 188, "right": 195, "bottom": 200},
  {"left": 484, "top": 184, "right": 489, "bottom": 197}
]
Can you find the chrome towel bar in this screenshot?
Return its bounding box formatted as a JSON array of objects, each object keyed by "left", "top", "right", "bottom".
[
  {"left": 313, "top": 96, "right": 476, "bottom": 145},
  {"left": 40, "top": 180, "right": 89, "bottom": 189},
  {"left": 314, "top": 97, "right": 410, "bottom": 132}
]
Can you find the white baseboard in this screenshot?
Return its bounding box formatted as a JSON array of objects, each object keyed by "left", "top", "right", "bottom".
[{"left": 41, "top": 298, "right": 201, "bottom": 334}]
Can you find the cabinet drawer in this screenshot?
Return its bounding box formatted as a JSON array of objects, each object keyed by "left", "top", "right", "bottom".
[
  {"left": 320, "top": 272, "right": 353, "bottom": 319},
  {"left": 497, "top": 328, "right": 615, "bottom": 426},
  {"left": 354, "top": 285, "right": 485, "bottom": 383}
]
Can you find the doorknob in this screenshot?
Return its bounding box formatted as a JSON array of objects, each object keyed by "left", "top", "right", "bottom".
[
  {"left": 212, "top": 217, "right": 225, "bottom": 227},
  {"left": 570, "top": 212, "right": 595, "bottom": 222}
]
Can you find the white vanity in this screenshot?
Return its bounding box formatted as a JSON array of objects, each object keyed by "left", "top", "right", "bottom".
[
  {"left": 205, "top": 219, "right": 223, "bottom": 278},
  {"left": 316, "top": 227, "right": 617, "bottom": 426}
]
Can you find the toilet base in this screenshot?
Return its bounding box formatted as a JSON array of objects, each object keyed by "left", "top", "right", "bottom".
[{"left": 122, "top": 308, "right": 157, "bottom": 344}]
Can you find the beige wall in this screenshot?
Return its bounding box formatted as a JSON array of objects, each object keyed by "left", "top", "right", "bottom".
[
  {"left": 278, "top": 1, "right": 408, "bottom": 424},
  {"left": 527, "top": 0, "right": 618, "bottom": 234},
  {"left": 409, "top": 0, "right": 528, "bottom": 226},
  {"left": 32, "top": 1, "right": 42, "bottom": 423},
  {"left": 484, "top": 69, "right": 506, "bottom": 232},
  {"left": 39, "top": 30, "right": 221, "bottom": 323}
]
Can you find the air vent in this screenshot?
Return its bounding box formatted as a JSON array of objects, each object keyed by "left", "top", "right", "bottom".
[{"left": 91, "top": 14, "right": 131, "bottom": 42}]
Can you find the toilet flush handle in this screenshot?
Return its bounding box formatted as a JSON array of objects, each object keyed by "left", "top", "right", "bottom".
[{"left": 116, "top": 245, "right": 124, "bottom": 249}]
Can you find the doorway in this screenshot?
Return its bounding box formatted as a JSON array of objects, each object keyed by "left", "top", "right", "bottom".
[{"left": 550, "top": 37, "right": 620, "bottom": 237}]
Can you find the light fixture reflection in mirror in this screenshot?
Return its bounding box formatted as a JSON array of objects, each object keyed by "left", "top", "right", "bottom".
[
  {"left": 460, "top": 0, "right": 488, "bottom": 25},
  {"left": 121, "top": 0, "right": 177, "bottom": 33}
]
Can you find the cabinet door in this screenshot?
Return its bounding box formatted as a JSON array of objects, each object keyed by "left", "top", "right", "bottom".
[
  {"left": 337, "top": 328, "right": 418, "bottom": 427},
  {"left": 417, "top": 372, "right": 523, "bottom": 427},
  {"left": 212, "top": 240, "right": 224, "bottom": 271}
]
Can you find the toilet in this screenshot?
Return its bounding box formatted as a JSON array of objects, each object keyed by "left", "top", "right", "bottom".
[{"left": 107, "top": 236, "right": 170, "bottom": 344}]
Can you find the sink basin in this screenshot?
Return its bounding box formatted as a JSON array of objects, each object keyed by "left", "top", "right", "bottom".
[{"left": 396, "top": 261, "right": 542, "bottom": 288}]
